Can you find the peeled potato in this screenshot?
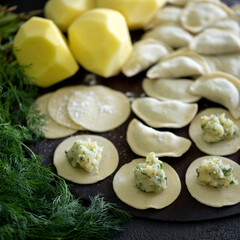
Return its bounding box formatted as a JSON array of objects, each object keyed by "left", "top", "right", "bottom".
[
  {"left": 68, "top": 8, "right": 132, "bottom": 78},
  {"left": 44, "top": 0, "right": 95, "bottom": 32},
  {"left": 96, "top": 0, "right": 167, "bottom": 30},
  {"left": 14, "top": 17, "right": 79, "bottom": 88}
]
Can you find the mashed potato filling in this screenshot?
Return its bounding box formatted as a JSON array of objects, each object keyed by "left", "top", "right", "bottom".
[
  {"left": 65, "top": 138, "right": 103, "bottom": 173},
  {"left": 134, "top": 152, "right": 167, "bottom": 193},
  {"left": 197, "top": 157, "right": 238, "bottom": 188},
  {"left": 201, "top": 113, "right": 238, "bottom": 143}
]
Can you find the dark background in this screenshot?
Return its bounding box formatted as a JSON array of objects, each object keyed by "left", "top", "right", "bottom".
[{"left": 3, "top": 0, "right": 240, "bottom": 239}]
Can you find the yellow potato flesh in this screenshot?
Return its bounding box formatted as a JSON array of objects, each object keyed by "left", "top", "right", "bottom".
[
  {"left": 96, "top": 0, "right": 167, "bottom": 30},
  {"left": 44, "top": 0, "right": 95, "bottom": 32},
  {"left": 68, "top": 9, "right": 132, "bottom": 77},
  {"left": 14, "top": 17, "right": 79, "bottom": 88}
]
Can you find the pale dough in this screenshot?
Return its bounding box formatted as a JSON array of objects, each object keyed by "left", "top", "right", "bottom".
[
  {"left": 142, "top": 78, "right": 201, "bottom": 103},
  {"left": 189, "top": 108, "right": 240, "bottom": 156},
  {"left": 127, "top": 119, "right": 191, "bottom": 157},
  {"left": 32, "top": 93, "right": 77, "bottom": 139},
  {"left": 67, "top": 85, "right": 131, "bottom": 132},
  {"left": 48, "top": 85, "right": 86, "bottom": 130},
  {"left": 132, "top": 97, "right": 198, "bottom": 128},
  {"left": 53, "top": 135, "right": 119, "bottom": 184},
  {"left": 113, "top": 158, "right": 181, "bottom": 210},
  {"left": 186, "top": 156, "right": 240, "bottom": 207}
]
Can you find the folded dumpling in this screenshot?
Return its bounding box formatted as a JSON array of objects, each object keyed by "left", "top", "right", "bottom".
[
  {"left": 190, "top": 28, "right": 240, "bottom": 55},
  {"left": 144, "top": 6, "right": 182, "bottom": 30},
  {"left": 231, "top": 4, "right": 240, "bottom": 16},
  {"left": 189, "top": 72, "right": 240, "bottom": 119},
  {"left": 142, "top": 78, "right": 201, "bottom": 103},
  {"left": 122, "top": 39, "right": 172, "bottom": 77},
  {"left": 127, "top": 118, "right": 191, "bottom": 157},
  {"left": 181, "top": 0, "right": 233, "bottom": 33},
  {"left": 209, "top": 15, "right": 240, "bottom": 33},
  {"left": 142, "top": 23, "right": 193, "bottom": 48},
  {"left": 147, "top": 51, "right": 210, "bottom": 79},
  {"left": 132, "top": 97, "right": 198, "bottom": 128},
  {"left": 202, "top": 53, "right": 240, "bottom": 80}
]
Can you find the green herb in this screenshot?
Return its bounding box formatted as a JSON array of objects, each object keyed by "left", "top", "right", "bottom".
[
  {"left": 196, "top": 168, "right": 200, "bottom": 177},
  {"left": 0, "top": 7, "right": 130, "bottom": 239},
  {"left": 230, "top": 180, "right": 235, "bottom": 185},
  {"left": 0, "top": 5, "right": 41, "bottom": 43}
]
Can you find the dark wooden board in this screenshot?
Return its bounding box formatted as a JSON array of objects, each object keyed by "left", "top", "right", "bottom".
[{"left": 4, "top": 0, "right": 240, "bottom": 222}]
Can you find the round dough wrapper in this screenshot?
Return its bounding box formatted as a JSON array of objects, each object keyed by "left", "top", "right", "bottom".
[
  {"left": 142, "top": 78, "right": 201, "bottom": 103},
  {"left": 189, "top": 108, "right": 240, "bottom": 156},
  {"left": 127, "top": 118, "right": 191, "bottom": 157},
  {"left": 186, "top": 156, "right": 240, "bottom": 207},
  {"left": 31, "top": 93, "right": 77, "bottom": 139},
  {"left": 48, "top": 85, "right": 86, "bottom": 130},
  {"left": 67, "top": 85, "right": 131, "bottom": 132},
  {"left": 113, "top": 158, "right": 181, "bottom": 210},
  {"left": 132, "top": 97, "right": 198, "bottom": 128},
  {"left": 53, "top": 135, "right": 119, "bottom": 184}
]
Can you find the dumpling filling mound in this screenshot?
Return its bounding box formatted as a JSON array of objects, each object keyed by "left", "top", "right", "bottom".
[
  {"left": 134, "top": 152, "right": 167, "bottom": 193},
  {"left": 201, "top": 113, "right": 238, "bottom": 143},
  {"left": 196, "top": 157, "right": 238, "bottom": 188},
  {"left": 65, "top": 138, "right": 103, "bottom": 173}
]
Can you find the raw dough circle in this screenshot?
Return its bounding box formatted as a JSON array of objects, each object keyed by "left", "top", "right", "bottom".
[
  {"left": 189, "top": 108, "right": 240, "bottom": 155},
  {"left": 54, "top": 135, "right": 119, "bottom": 184},
  {"left": 32, "top": 93, "right": 77, "bottom": 139},
  {"left": 48, "top": 85, "right": 86, "bottom": 130},
  {"left": 67, "top": 85, "right": 131, "bottom": 132},
  {"left": 113, "top": 158, "right": 181, "bottom": 209},
  {"left": 186, "top": 156, "right": 240, "bottom": 207}
]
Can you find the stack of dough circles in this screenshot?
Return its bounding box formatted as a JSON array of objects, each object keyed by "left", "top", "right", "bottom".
[
  {"left": 189, "top": 108, "right": 240, "bottom": 156},
  {"left": 48, "top": 85, "right": 87, "bottom": 130},
  {"left": 186, "top": 156, "right": 240, "bottom": 207},
  {"left": 113, "top": 158, "right": 181, "bottom": 209},
  {"left": 31, "top": 93, "right": 77, "bottom": 139},
  {"left": 53, "top": 135, "right": 119, "bottom": 184},
  {"left": 67, "top": 85, "right": 131, "bottom": 132}
]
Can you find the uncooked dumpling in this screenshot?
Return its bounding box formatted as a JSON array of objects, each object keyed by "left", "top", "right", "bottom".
[
  {"left": 132, "top": 97, "right": 198, "bottom": 128},
  {"left": 186, "top": 156, "right": 240, "bottom": 207},
  {"left": 53, "top": 135, "right": 119, "bottom": 184},
  {"left": 189, "top": 72, "right": 240, "bottom": 119},
  {"left": 144, "top": 6, "right": 182, "bottom": 30},
  {"left": 142, "top": 23, "right": 193, "bottom": 48},
  {"left": 181, "top": 0, "right": 233, "bottom": 33},
  {"left": 113, "top": 158, "right": 181, "bottom": 209},
  {"left": 147, "top": 51, "right": 210, "bottom": 79},
  {"left": 189, "top": 108, "right": 240, "bottom": 155},
  {"left": 209, "top": 15, "right": 240, "bottom": 33},
  {"left": 231, "top": 4, "right": 240, "bottom": 16},
  {"left": 202, "top": 53, "right": 240, "bottom": 79},
  {"left": 190, "top": 28, "right": 240, "bottom": 55},
  {"left": 122, "top": 39, "right": 172, "bottom": 77},
  {"left": 142, "top": 78, "right": 201, "bottom": 103},
  {"left": 67, "top": 85, "right": 131, "bottom": 132},
  {"left": 29, "top": 93, "right": 77, "bottom": 139},
  {"left": 127, "top": 118, "right": 191, "bottom": 157}
]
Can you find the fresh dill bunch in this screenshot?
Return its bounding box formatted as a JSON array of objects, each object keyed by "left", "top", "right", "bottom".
[
  {"left": 0, "top": 39, "right": 45, "bottom": 140},
  {"left": 0, "top": 124, "right": 131, "bottom": 240}
]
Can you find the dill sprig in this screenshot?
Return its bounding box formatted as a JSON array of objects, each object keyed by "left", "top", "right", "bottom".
[
  {"left": 0, "top": 124, "right": 130, "bottom": 240},
  {"left": 0, "top": 6, "right": 130, "bottom": 240}
]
